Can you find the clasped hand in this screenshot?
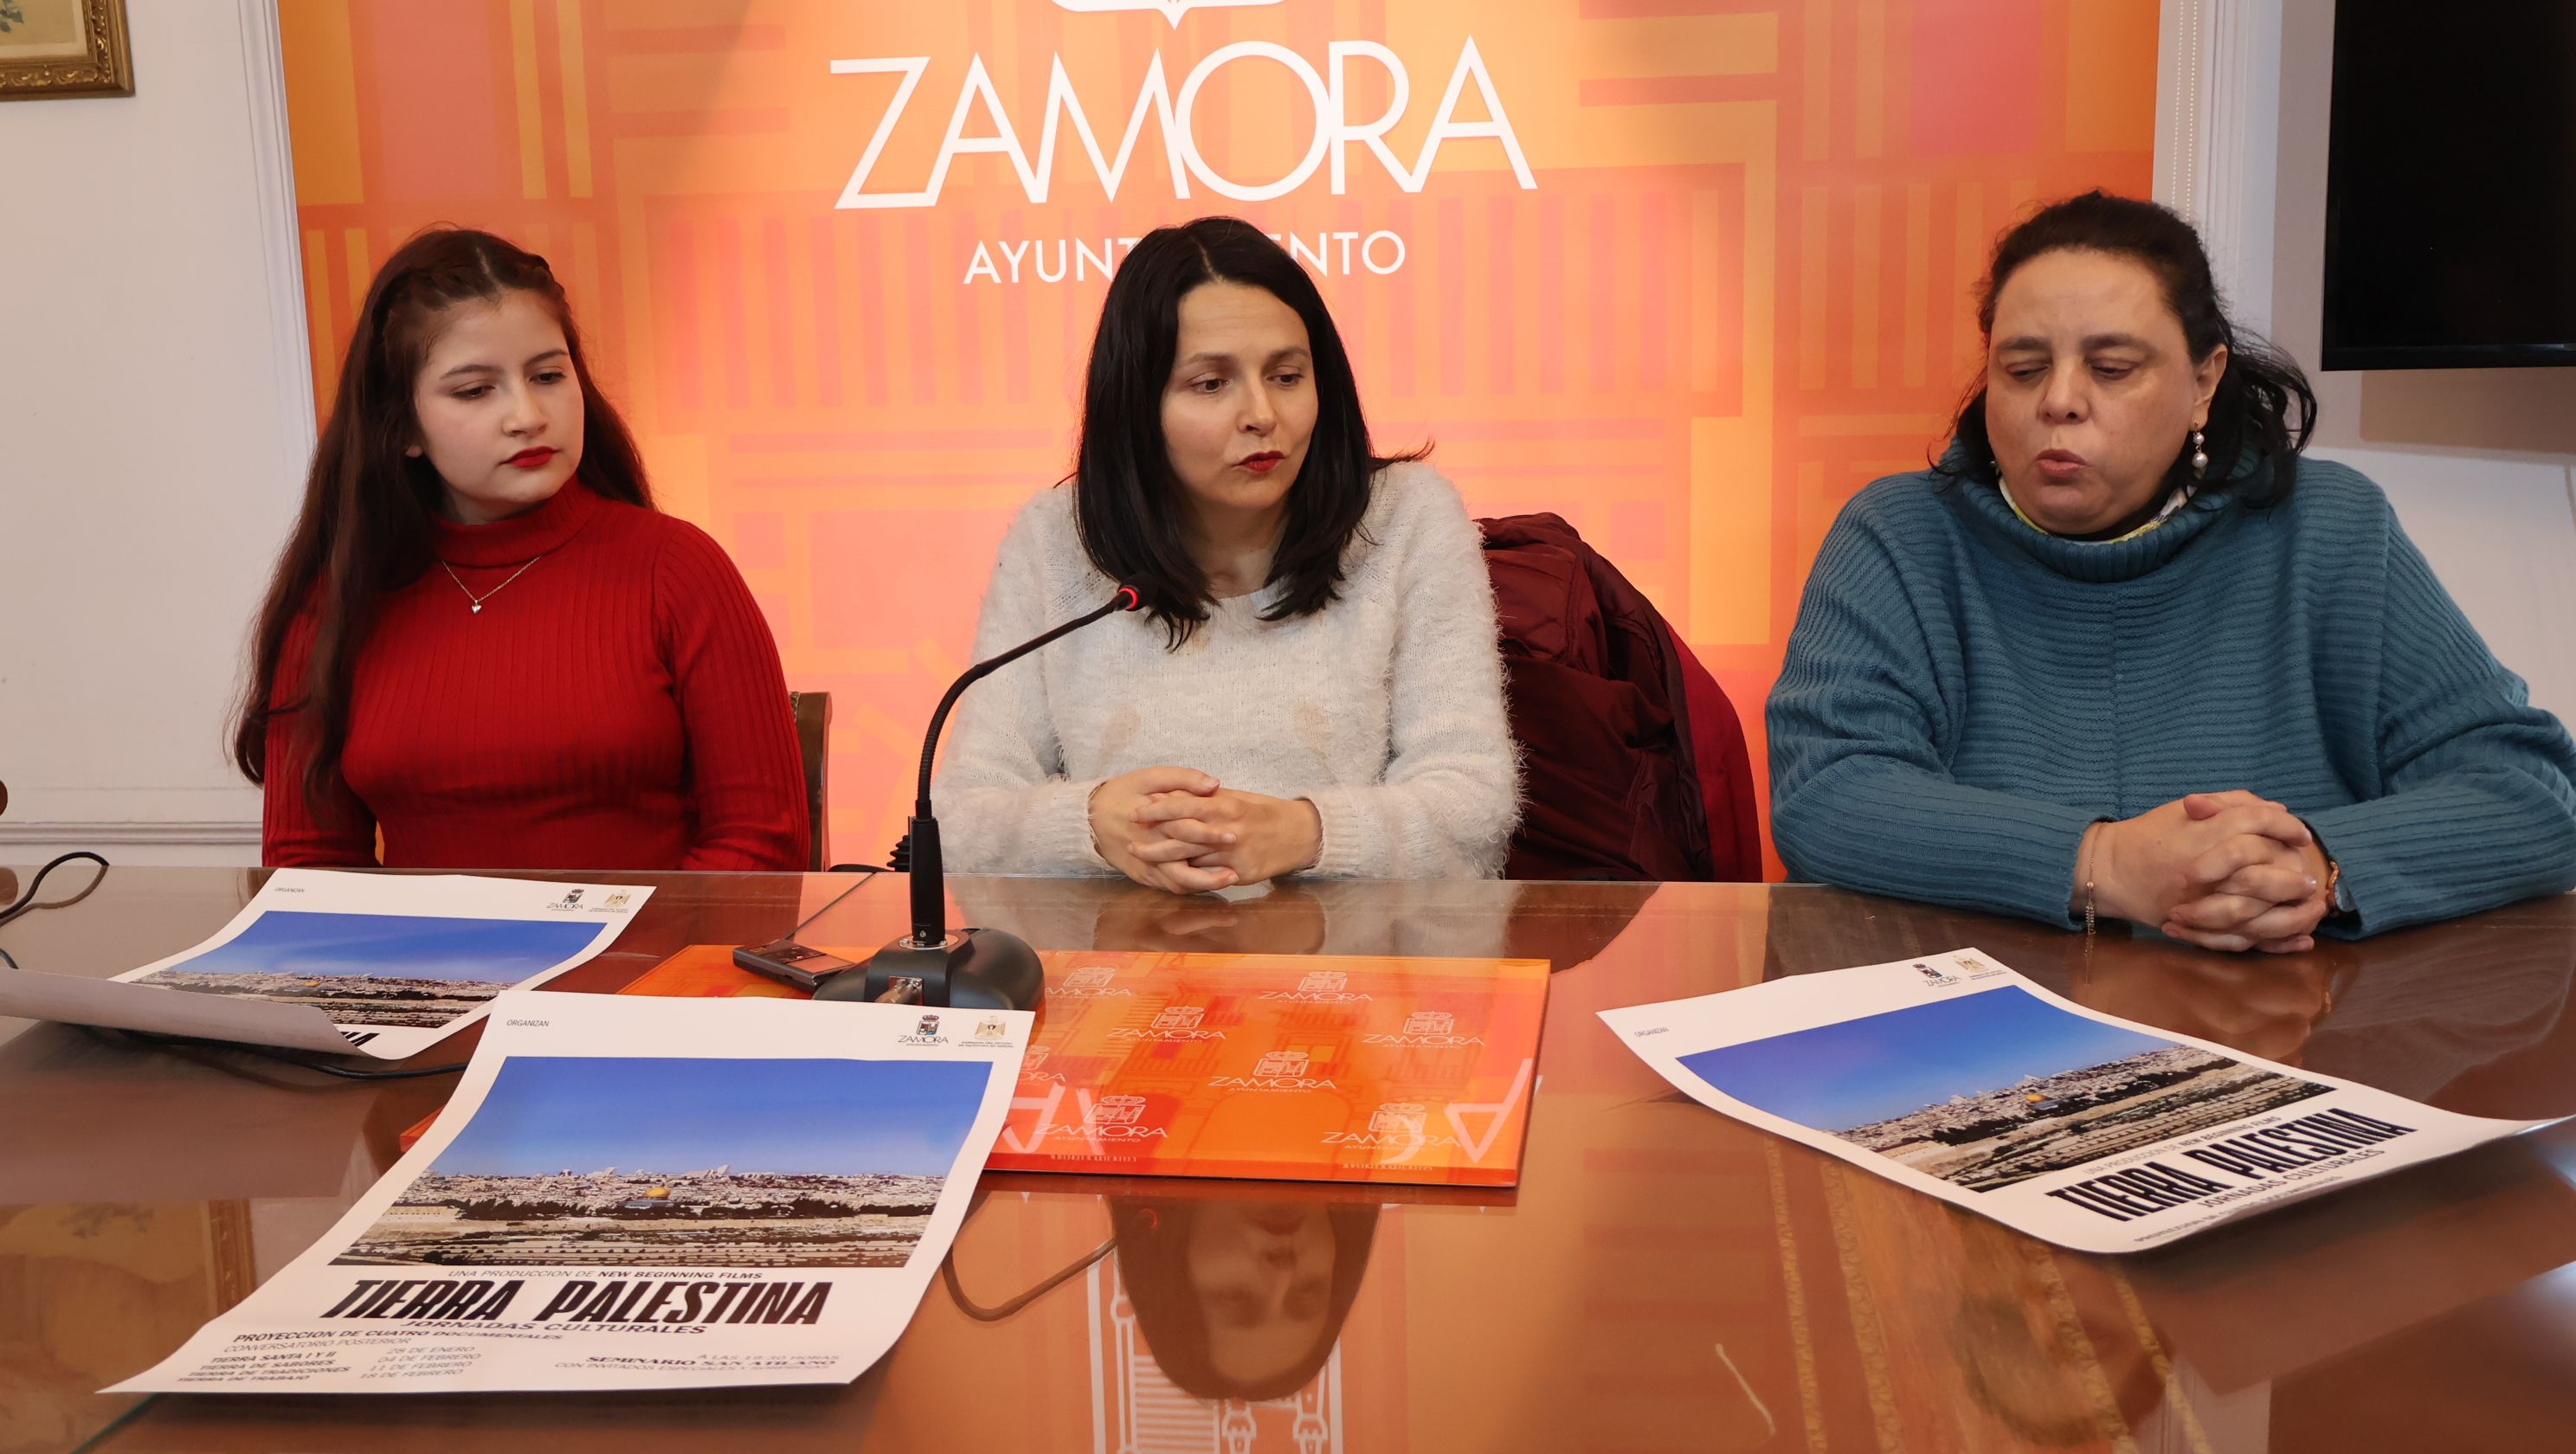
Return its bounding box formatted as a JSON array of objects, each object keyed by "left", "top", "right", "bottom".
[
  {"left": 2082, "top": 789, "right": 2332, "bottom": 954},
  {"left": 1087, "top": 767, "right": 1322, "bottom": 895}
]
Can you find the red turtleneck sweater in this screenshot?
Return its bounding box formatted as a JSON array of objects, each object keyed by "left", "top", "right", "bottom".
[{"left": 262, "top": 483, "right": 810, "bottom": 872}]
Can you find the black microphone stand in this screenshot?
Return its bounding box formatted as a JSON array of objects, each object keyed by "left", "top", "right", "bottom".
[{"left": 816, "top": 586, "right": 1143, "bottom": 1011}]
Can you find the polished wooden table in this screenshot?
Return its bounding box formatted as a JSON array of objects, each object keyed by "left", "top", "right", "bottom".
[{"left": 4, "top": 865, "right": 2572, "bottom": 1453}]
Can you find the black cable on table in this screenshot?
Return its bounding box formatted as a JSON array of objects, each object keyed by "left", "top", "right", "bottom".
[
  {"left": 4, "top": 852, "right": 463, "bottom": 1080},
  {"left": 940, "top": 1237, "right": 1117, "bottom": 1322},
  {"left": 0, "top": 849, "right": 108, "bottom": 927}
]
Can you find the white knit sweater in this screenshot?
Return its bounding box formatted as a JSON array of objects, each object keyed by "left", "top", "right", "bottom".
[{"left": 936, "top": 461, "right": 1519, "bottom": 879}]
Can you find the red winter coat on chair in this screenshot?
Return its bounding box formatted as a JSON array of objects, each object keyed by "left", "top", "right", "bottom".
[{"left": 1478, "top": 514, "right": 1761, "bottom": 882}]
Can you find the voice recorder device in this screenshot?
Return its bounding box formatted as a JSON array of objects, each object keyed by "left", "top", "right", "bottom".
[{"left": 732, "top": 938, "right": 860, "bottom": 991}]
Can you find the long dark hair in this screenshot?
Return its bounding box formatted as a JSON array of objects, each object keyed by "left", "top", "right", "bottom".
[
  {"left": 1940, "top": 190, "right": 2316, "bottom": 506},
  {"left": 232, "top": 227, "right": 652, "bottom": 812},
  {"left": 1072, "top": 216, "right": 1421, "bottom": 647}
]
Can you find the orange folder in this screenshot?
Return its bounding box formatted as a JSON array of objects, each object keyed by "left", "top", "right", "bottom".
[{"left": 608, "top": 944, "right": 1550, "bottom": 1187}]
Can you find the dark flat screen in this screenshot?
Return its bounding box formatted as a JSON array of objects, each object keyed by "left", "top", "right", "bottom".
[{"left": 2322, "top": 1, "right": 2576, "bottom": 370}]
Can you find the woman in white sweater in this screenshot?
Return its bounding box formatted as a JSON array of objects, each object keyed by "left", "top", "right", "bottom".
[{"left": 937, "top": 217, "right": 1518, "bottom": 892}]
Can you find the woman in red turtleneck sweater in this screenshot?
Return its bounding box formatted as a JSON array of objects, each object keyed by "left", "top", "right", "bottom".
[{"left": 235, "top": 228, "right": 808, "bottom": 872}]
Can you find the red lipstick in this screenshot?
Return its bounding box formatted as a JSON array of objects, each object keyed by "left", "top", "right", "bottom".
[
  {"left": 1240, "top": 451, "right": 1283, "bottom": 474},
  {"left": 506, "top": 447, "right": 557, "bottom": 471}
]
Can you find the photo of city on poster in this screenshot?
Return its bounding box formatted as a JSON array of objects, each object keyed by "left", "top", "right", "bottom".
[
  {"left": 132, "top": 910, "right": 609, "bottom": 1028},
  {"left": 1678, "top": 986, "right": 2334, "bottom": 1193},
  {"left": 335, "top": 1054, "right": 991, "bottom": 1268}
]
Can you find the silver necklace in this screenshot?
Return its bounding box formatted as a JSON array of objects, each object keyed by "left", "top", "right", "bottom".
[{"left": 440, "top": 556, "right": 545, "bottom": 615}]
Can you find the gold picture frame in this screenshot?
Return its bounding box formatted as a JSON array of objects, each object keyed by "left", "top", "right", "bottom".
[{"left": 0, "top": 0, "right": 133, "bottom": 101}]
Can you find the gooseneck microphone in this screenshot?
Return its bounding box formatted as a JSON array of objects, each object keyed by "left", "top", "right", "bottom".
[{"left": 815, "top": 585, "right": 1145, "bottom": 1011}]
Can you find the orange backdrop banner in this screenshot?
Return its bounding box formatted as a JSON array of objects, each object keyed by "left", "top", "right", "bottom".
[{"left": 279, "top": 0, "right": 2156, "bottom": 870}]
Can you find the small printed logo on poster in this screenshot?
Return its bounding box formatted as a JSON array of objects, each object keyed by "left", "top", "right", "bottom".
[
  {"left": 1955, "top": 953, "right": 2009, "bottom": 980},
  {"left": 548, "top": 890, "right": 586, "bottom": 911},
  {"left": 960, "top": 1015, "right": 1020, "bottom": 1048},
  {"left": 899, "top": 1013, "right": 947, "bottom": 1045},
  {"left": 1915, "top": 962, "right": 1960, "bottom": 988}
]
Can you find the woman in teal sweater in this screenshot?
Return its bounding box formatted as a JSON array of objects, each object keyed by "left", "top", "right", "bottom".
[{"left": 1769, "top": 191, "right": 2576, "bottom": 950}]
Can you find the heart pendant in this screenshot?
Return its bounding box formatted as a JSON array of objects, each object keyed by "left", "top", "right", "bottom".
[{"left": 470, "top": 602, "right": 483, "bottom": 614}]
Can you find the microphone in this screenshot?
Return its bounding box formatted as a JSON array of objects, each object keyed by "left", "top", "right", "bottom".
[{"left": 815, "top": 585, "right": 1145, "bottom": 1011}]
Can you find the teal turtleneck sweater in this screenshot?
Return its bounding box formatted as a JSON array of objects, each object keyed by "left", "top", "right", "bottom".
[{"left": 1767, "top": 451, "right": 2576, "bottom": 936}]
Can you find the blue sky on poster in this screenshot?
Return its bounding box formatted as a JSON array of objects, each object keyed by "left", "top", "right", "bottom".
[
  {"left": 1678, "top": 988, "right": 2184, "bottom": 1131},
  {"left": 164, "top": 911, "right": 600, "bottom": 984},
  {"left": 430, "top": 1056, "right": 991, "bottom": 1177}
]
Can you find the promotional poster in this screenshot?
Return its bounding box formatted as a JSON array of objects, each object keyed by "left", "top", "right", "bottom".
[
  {"left": 112, "top": 992, "right": 1027, "bottom": 1393},
  {"left": 0, "top": 870, "right": 652, "bottom": 1059},
  {"left": 1601, "top": 949, "right": 2563, "bottom": 1254}
]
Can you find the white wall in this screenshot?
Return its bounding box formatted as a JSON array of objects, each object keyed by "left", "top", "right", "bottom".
[
  {"left": 2273, "top": 0, "right": 2576, "bottom": 724},
  {"left": 2165, "top": 0, "right": 2576, "bottom": 724},
  {"left": 0, "top": 0, "right": 310, "bottom": 866}
]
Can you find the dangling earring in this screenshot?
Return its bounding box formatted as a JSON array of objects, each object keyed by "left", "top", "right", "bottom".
[{"left": 2189, "top": 428, "right": 2209, "bottom": 479}]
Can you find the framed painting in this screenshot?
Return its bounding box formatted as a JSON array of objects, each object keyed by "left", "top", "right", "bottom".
[{"left": 0, "top": 0, "right": 132, "bottom": 101}]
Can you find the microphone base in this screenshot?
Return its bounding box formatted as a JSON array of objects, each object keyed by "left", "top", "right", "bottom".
[{"left": 816, "top": 927, "right": 1046, "bottom": 1012}]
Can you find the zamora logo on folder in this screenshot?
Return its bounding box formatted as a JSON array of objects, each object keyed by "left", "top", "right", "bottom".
[{"left": 609, "top": 945, "right": 1550, "bottom": 1187}]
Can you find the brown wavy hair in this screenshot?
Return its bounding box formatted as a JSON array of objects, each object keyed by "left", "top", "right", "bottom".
[{"left": 231, "top": 227, "right": 653, "bottom": 814}]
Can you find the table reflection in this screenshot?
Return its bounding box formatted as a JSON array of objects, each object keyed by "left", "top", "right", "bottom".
[
  {"left": 1104, "top": 1195, "right": 1377, "bottom": 1403},
  {"left": 1760, "top": 886, "right": 2576, "bottom": 1115},
  {"left": 5, "top": 873, "right": 2568, "bottom": 1453},
  {"left": 941, "top": 876, "right": 1658, "bottom": 973},
  {"left": 0, "top": 1200, "right": 254, "bottom": 1454},
  {"left": 935, "top": 1184, "right": 1383, "bottom": 1448}
]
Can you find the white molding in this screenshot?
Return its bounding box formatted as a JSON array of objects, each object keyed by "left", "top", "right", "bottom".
[
  {"left": 2152, "top": 0, "right": 2201, "bottom": 211},
  {"left": 2154, "top": 0, "right": 2283, "bottom": 338},
  {"left": 0, "top": 820, "right": 262, "bottom": 869},
  {"left": 0, "top": 820, "right": 261, "bottom": 846},
  {"left": 234, "top": 0, "right": 318, "bottom": 473}
]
